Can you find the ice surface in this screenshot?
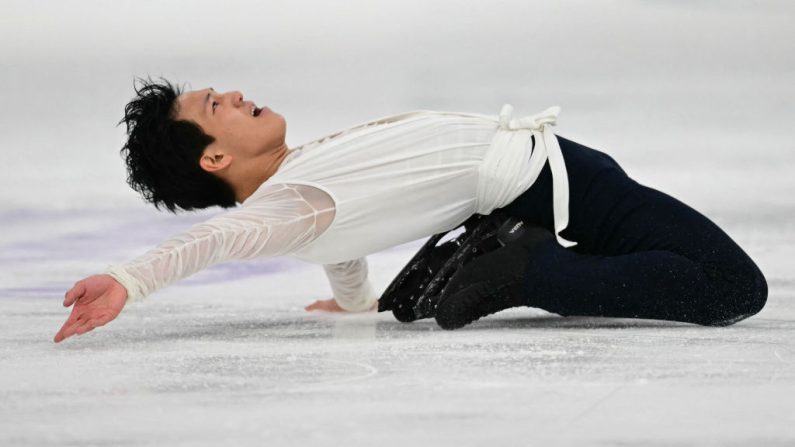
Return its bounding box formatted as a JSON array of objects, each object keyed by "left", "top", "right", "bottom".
[
  {"left": 1, "top": 0, "right": 794, "bottom": 445},
  {"left": 2, "top": 215, "right": 794, "bottom": 446}
]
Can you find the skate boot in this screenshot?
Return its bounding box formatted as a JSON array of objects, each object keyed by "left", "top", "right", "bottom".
[
  {"left": 379, "top": 212, "right": 529, "bottom": 323},
  {"left": 433, "top": 222, "right": 555, "bottom": 330},
  {"left": 378, "top": 213, "right": 497, "bottom": 322},
  {"left": 377, "top": 228, "right": 461, "bottom": 322}
]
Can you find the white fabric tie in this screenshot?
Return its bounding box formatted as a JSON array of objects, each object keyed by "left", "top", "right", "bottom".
[{"left": 478, "top": 104, "right": 577, "bottom": 248}]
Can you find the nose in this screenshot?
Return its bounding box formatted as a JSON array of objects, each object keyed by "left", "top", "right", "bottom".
[{"left": 225, "top": 91, "right": 244, "bottom": 107}]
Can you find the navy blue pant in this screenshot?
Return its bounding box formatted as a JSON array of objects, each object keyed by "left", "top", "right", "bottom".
[{"left": 501, "top": 135, "right": 768, "bottom": 326}]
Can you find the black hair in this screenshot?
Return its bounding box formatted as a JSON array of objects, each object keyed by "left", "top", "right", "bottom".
[{"left": 118, "top": 77, "right": 237, "bottom": 212}]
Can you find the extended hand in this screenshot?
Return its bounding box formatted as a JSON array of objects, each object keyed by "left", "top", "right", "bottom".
[
  {"left": 53, "top": 274, "right": 128, "bottom": 343},
  {"left": 304, "top": 298, "right": 378, "bottom": 313}
]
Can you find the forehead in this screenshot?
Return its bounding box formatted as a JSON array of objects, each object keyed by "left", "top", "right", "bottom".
[{"left": 175, "top": 88, "right": 211, "bottom": 120}]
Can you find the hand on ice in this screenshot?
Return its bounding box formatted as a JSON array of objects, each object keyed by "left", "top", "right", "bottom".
[
  {"left": 304, "top": 298, "right": 378, "bottom": 313},
  {"left": 53, "top": 274, "right": 127, "bottom": 343}
]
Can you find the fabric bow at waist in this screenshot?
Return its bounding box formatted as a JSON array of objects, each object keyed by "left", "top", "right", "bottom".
[{"left": 476, "top": 104, "right": 577, "bottom": 248}]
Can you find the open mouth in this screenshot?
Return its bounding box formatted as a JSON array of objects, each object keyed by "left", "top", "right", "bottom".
[{"left": 251, "top": 106, "right": 263, "bottom": 117}]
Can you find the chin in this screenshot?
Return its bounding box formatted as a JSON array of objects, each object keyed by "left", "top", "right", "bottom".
[
  {"left": 273, "top": 113, "right": 287, "bottom": 140},
  {"left": 260, "top": 114, "right": 287, "bottom": 148}
]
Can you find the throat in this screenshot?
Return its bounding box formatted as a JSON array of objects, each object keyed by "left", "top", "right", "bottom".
[{"left": 232, "top": 144, "right": 292, "bottom": 203}]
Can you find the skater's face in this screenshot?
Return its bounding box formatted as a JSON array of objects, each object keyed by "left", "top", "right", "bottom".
[{"left": 175, "top": 87, "right": 287, "bottom": 171}]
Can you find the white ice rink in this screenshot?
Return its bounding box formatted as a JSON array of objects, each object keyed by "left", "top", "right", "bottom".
[{"left": 1, "top": 1, "right": 794, "bottom": 445}]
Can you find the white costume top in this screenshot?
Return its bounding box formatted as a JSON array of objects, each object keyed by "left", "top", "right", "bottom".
[{"left": 106, "top": 105, "right": 576, "bottom": 311}]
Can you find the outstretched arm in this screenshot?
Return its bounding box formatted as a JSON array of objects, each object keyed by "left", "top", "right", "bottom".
[{"left": 54, "top": 184, "right": 335, "bottom": 342}]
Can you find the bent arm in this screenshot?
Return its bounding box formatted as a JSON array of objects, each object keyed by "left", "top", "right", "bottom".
[
  {"left": 107, "top": 184, "right": 334, "bottom": 302},
  {"left": 323, "top": 257, "right": 378, "bottom": 312}
]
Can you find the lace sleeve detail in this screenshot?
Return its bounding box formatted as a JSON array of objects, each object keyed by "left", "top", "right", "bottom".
[
  {"left": 323, "top": 257, "right": 378, "bottom": 312},
  {"left": 106, "top": 184, "right": 335, "bottom": 303}
]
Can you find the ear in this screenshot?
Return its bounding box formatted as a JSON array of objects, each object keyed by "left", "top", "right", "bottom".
[{"left": 199, "top": 148, "right": 233, "bottom": 173}]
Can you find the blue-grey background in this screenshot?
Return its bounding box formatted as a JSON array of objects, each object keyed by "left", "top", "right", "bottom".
[{"left": 2, "top": 0, "right": 792, "bottom": 211}]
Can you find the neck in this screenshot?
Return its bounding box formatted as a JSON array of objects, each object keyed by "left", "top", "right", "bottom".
[{"left": 230, "top": 143, "right": 292, "bottom": 203}]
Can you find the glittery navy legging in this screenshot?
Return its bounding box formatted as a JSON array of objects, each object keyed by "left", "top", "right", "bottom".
[{"left": 501, "top": 135, "right": 768, "bottom": 326}]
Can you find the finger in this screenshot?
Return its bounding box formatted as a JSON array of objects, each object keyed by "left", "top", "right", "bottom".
[
  {"left": 307, "top": 303, "right": 335, "bottom": 312},
  {"left": 58, "top": 314, "right": 89, "bottom": 341},
  {"left": 54, "top": 319, "right": 79, "bottom": 343},
  {"left": 321, "top": 301, "right": 348, "bottom": 312},
  {"left": 54, "top": 311, "right": 103, "bottom": 343},
  {"left": 59, "top": 323, "right": 81, "bottom": 341},
  {"left": 327, "top": 303, "right": 346, "bottom": 312},
  {"left": 305, "top": 300, "right": 327, "bottom": 311},
  {"left": 54, "top": 312, "right": 81, "bottom": 342},
  {"left": 74, "top": 319, "right": 96, "bottom": 336},
  {"left": 54, "top": 322, "right": 68, "bottom": 342},
  {"left": 64, "top": 281, "right": 87, "bottom": 307}
]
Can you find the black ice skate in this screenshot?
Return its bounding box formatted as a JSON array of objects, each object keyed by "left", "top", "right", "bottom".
[
  {"left": 379, "top": 211, "right": 530, "bottom": 323},
  {"left": 433, "top": 222, "right": 555, "bottom": 330}
]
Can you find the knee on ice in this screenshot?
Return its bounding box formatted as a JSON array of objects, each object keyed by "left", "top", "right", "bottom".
[{"left": 704, "top": 260, "right": 768, "bottom": 327}]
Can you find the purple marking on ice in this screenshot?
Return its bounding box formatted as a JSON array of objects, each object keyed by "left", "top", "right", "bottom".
[
  {"left": 0, "top": 286, "right": 66, "bottom": 299},
  {"left": 0, "top": 259, "right": 304, "bottom": 300},
  {"left": 1, "top": 207, "right": 315, "bottom": 301},
  {"left": 0, "top": 207, "right": 221, "bottom": 263}
]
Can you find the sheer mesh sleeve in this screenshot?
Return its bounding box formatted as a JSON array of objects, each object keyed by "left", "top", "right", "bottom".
[
  {"left": 323, "top": 257, "right": 378, "bottom": 312},
  {"left": 106, "top": 184, "right": 335, "bottom": 303}
]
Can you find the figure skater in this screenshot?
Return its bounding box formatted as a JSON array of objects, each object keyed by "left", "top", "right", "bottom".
[{"left": 53, "top": 78, "right": 767, "bottom": 342}]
